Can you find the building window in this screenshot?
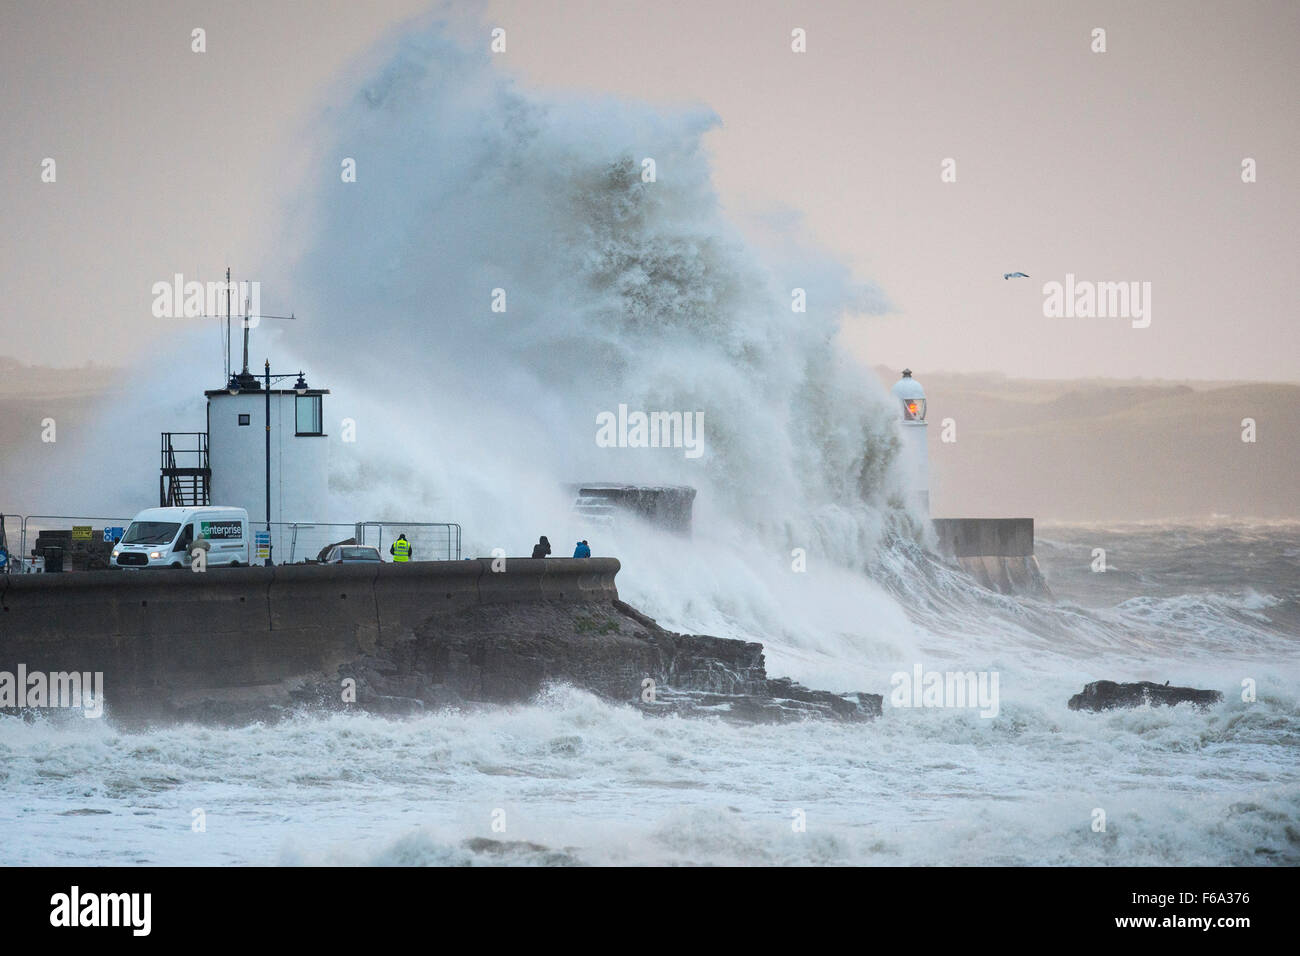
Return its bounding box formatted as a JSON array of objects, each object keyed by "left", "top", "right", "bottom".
[
  {"left": 295, "top": 394, "right": 323, "bottom": 436},
  {"left": 238, "top": 413, "right": 251, "bottom": 426}
]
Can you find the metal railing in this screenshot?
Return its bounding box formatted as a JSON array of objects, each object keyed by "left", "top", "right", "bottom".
[
  {"left": 357, "top": 521, "right": 462, "bottom": 562},
  {"left": 159, "top": 432, "right": 209, "bottom": 469},
  {"left": 13, "top": 515, "right": 131, "bottom": 572},
  {"left": 264, "top": 522, "right": 360, "bottom": 564},
  {"left": 209, "top": 521, "right": 463, "bottom": 564},
  {"left": 2, "top": 514, "right": 463, "bottom": 571},
  {"left": 0, "top": 514, "right": 20, "bottom": 573},
  {"left": 160, "top": 432, "right": 210, "bottom": 507}
]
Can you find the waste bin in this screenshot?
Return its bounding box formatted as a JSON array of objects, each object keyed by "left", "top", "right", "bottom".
[{"left": 44, "top": 546, "right": 65, "bottom": 573}]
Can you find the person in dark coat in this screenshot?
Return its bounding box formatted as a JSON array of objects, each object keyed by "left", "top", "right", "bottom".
[
  {"left": 573, "top": 540, "right": 591, "bottom": 558},
  {"left": 531, "top": 536, "right": 551, "bottom": 559}
]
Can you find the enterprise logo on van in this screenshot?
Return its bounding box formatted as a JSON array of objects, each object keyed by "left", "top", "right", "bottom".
[{"left": 201, "top": 521, "right": 243, "bottom": 539}]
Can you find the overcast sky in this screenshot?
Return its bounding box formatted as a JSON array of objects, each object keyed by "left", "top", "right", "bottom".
[{"left": 2, "top": 0, "right": 1296, "bottom": 381}]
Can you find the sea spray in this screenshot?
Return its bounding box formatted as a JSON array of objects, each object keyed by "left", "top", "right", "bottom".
[{"left": 253, "top": 17, "right": 915, "bottom": 663}]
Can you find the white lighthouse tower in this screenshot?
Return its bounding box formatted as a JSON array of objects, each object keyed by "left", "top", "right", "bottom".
[{"left": 890, "top": 368, "right": 929, "bottom": 515}]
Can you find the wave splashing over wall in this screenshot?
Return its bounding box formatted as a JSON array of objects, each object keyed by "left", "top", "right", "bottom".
[{"left": 265, "top": 18, "right": 909, "bottom": 659}]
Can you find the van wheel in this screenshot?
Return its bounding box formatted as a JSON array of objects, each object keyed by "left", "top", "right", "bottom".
[
  {"left": 229, "top": 561, "right": 240, "bottom": 567},
  {"left": 170, "top": 562, "right": 182, "bottom": 569}
]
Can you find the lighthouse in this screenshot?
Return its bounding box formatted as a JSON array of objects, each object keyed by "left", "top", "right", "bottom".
[
  {"left": 883, "top": 367, "right": 1046, "bottom": 595},
  {"left": 890, "top": 368, "right": 929, "bottom": 514}
]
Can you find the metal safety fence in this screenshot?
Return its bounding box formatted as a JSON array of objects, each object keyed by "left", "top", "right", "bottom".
[
  {"left": 1, "top": 514, "right": 462, "bottom": 571},
  {"left": 13, "top": 515, "right": 132, "bottom": 572},
  {"left": 265, "top": 522, "right": 359, "bottom": 565},
  {"left": 0, "top": 514, "right": 23, "bottom": 573},
  {"left": 357, "top": 521, "right": 462, "bottom": 563},
  {"left": 261, "top": 522, "right": 462, "bottom": 564}
]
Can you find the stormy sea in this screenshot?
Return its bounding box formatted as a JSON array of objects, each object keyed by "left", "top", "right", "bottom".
[
  {"left": 2, "top": 18, "right": 1296, "bottom": 866},
  {"left": 2, "top": 521, "right": 1295, "bottom": 867}
]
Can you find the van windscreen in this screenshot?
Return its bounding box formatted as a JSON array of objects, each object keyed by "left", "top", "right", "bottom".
[{"left": 121, "top": 521, "right": 181, "bottom": 545}]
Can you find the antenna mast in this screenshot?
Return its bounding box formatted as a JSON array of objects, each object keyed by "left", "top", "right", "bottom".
[
  {"left": 224, "top": 266, "right": 232, "bottom": 384},
  {"left": 242, "top": 290, "right": 250, "bottom": 376},
  {"left": 211, "top": 271, "right": 299, "bottom": 389}
]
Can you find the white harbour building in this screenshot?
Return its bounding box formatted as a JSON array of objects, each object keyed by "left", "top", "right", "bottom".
[{"left": 161, "top": 360, "right": 332, "bottom": 564}]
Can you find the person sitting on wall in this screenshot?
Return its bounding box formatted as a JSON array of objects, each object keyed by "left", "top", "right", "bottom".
[
  {"left": 573, "top": 540, "right": 591, "bottom": 558},
  {"left": 531, "top": 536, "right": 551, "bottom": 559},
  {"left": 390, "top": 534, "right": 412, "bottom": 562}
]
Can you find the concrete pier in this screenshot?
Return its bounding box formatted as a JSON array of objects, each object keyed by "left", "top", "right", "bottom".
[
  {"left": 569, "top": 484, "right": 696, "bottom": 534},
  {"left": 931, "top": 518, "right": 1048, "bottom": 596}
]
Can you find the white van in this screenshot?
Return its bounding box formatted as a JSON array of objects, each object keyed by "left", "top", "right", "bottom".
[{"left": 112, "top": 506, "right": 251, "bottom": 569}]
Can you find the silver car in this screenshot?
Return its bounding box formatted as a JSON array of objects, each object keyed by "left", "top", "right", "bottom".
[{"left": 321, "top": 545, "right": 383, "bottom": 564}]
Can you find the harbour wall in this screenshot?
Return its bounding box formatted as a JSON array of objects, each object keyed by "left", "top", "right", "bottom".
[{"left": 0, "top": 558, "right": 619, "bottom": 717}]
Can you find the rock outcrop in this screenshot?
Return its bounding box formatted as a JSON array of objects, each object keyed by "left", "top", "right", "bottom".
[
  {"left": 299, "top": 597, "right": 881, "bottom": 724},
  {"left": 1067, "top": 680, "right": 1223, "bottom": 712}
]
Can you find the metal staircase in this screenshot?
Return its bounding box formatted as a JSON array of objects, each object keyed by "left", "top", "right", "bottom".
[{"left": 160, "top": 432, "right": 211, "bottom": 507}]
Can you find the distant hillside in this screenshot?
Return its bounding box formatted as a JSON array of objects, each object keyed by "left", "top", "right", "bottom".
[
  {"left": 0, "top": 356, "right": 121, "bottom": 398},
  {"left": 0, "top": 360, "right": 1294, "bottom": 523},
  {"left": 875, "top": 368, "right": 1299, "bottom": 521}
]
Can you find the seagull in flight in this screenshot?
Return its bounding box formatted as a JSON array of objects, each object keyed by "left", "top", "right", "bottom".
[{"left": 1004, "top": 272, "right": 1030, "bottom": 280}]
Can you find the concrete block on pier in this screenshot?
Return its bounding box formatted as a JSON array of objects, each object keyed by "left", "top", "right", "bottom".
[{"left": 931, "top": 518, "right": 1048, "bottom": 596}]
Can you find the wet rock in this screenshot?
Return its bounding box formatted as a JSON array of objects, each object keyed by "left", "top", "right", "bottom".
[
  {"left": 638, "top": 683, "right": 880, "bottom": 724},
  {"left": 1068, "top": 680, "right": 1223, "bottom": 712},
  {"left": 314, "top": 598, "right": 881, "bottom": 723},
  {"left": 461, "top": 837, "right": 581, "bottom": 866}
]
